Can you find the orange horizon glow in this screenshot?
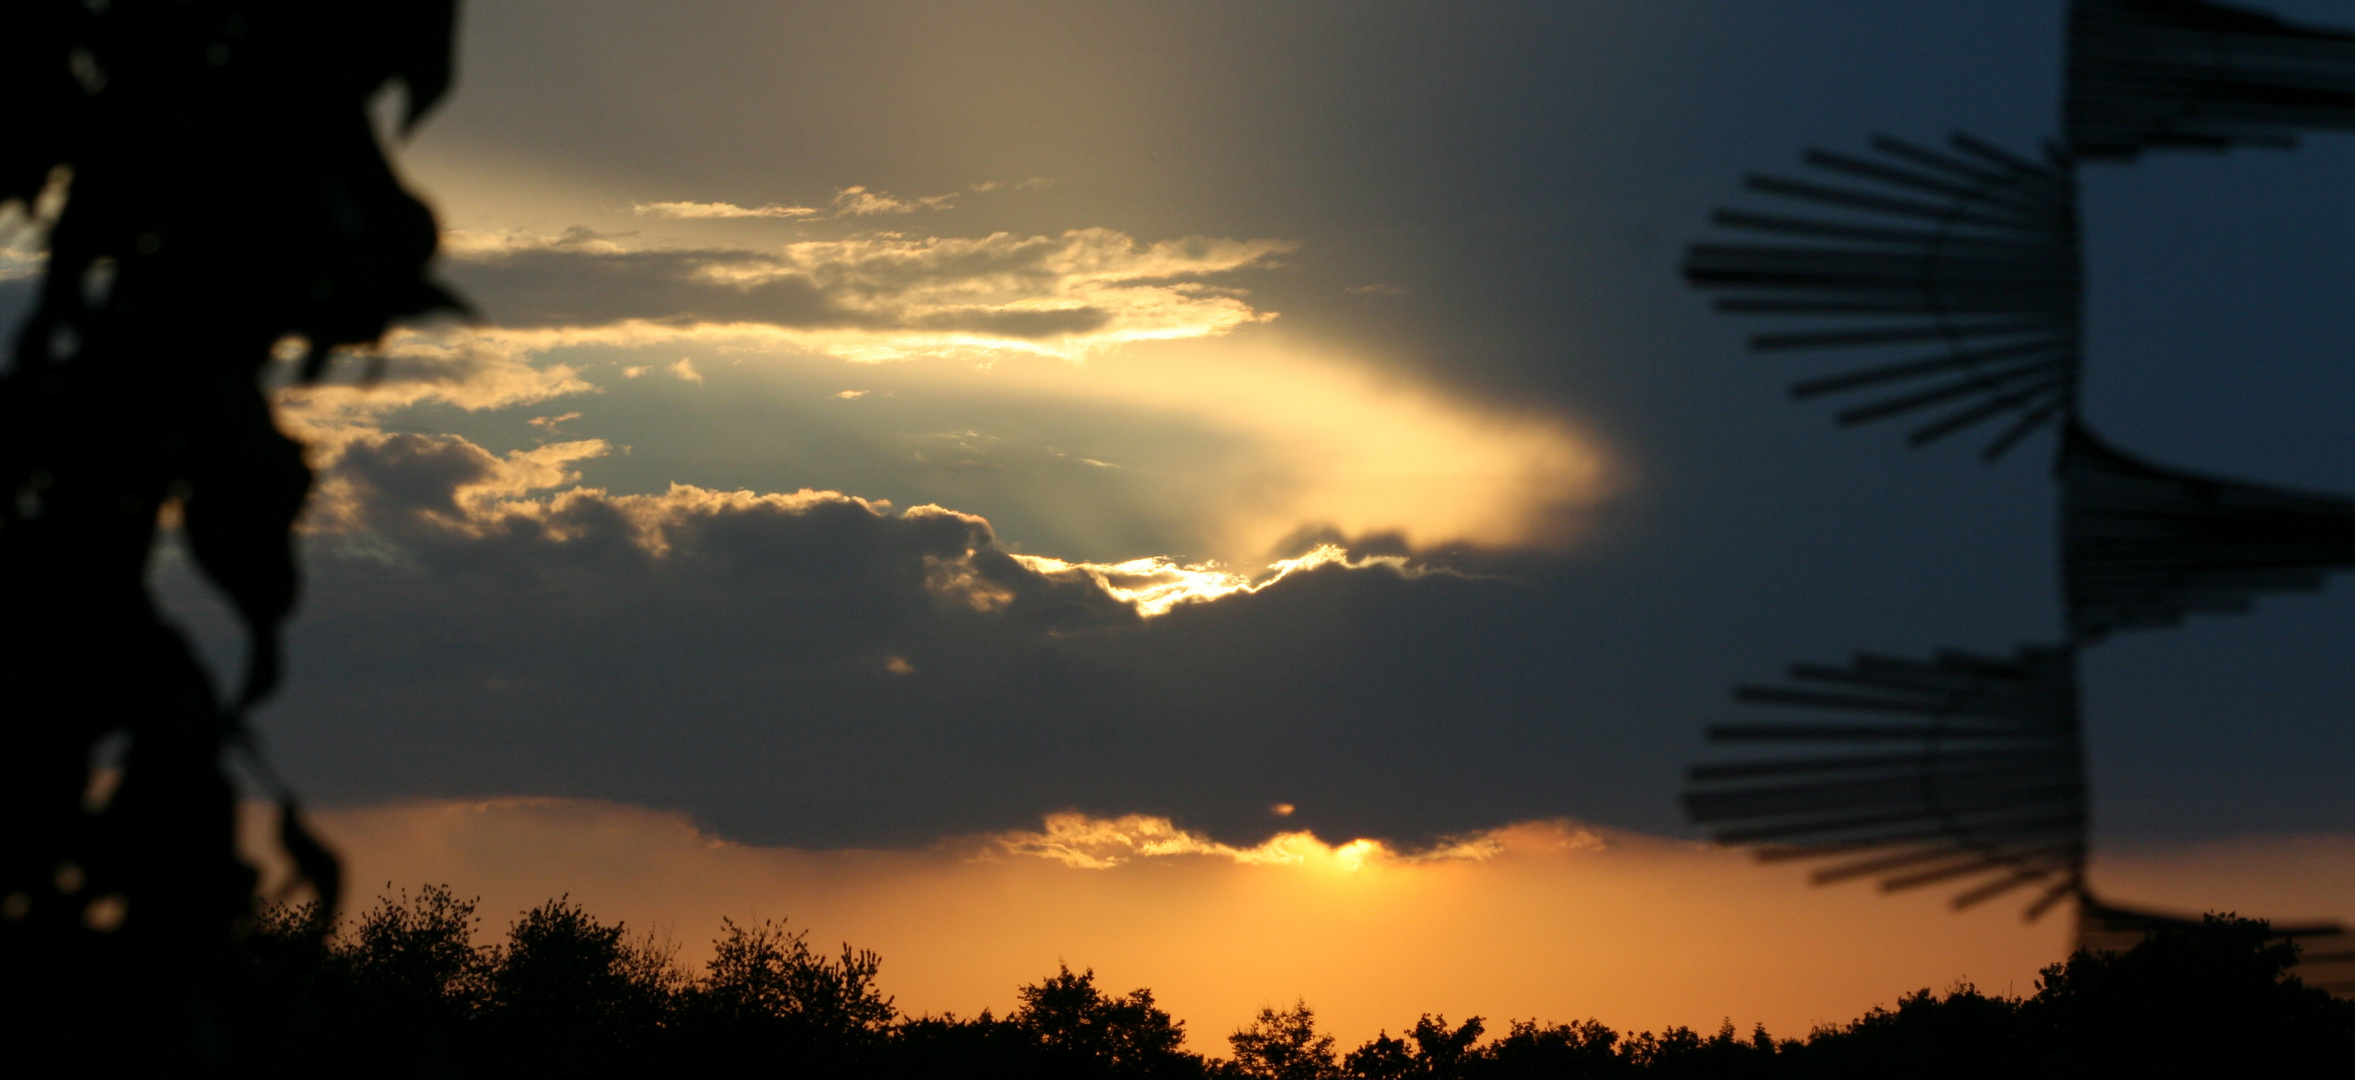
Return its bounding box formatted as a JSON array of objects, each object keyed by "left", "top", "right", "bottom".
[{"left": 237, "top": 799, "right": 2351, "bottom": 1049}]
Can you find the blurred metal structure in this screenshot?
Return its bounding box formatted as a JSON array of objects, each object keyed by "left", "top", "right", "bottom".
[
  {"left": 1684, "top": 646, "right": 2087, "bottom": 916},
  {"left": 2062, "top": 422, "right": 2355, "bottom": 641},
  {"left": 1682, "top": 134, "right": 2080, "bottom": 461},
  {"left": 2070, "top": 0, "right": 2355, "bottom": 159},
  {"left": 1680, "top": 0, "right": 2355, "bottom": 981}
]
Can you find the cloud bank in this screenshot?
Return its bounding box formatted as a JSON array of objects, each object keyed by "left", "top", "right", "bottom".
[{"left": 151, "top": 393, "right": 1625, "bottom": 850}]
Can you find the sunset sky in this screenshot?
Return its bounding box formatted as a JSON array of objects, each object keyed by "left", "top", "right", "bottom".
[{"left": 11, "top": 0, "right": 2352, "bottom": 1047}]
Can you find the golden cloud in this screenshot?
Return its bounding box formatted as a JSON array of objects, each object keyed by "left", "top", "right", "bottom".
[
  {"left": 633, "top": 200, "right": 822, "bottom": 220},
  {"left": 828, "top": 185, "right": 958, "bottom": 217},
  {"left": 971, "top": 339, "right": 1609, "bottom": 557},
  {"left": 990, "top": 811, "right": 1514, "bottom": 870},
  {"left": 271, "top": 333, "right": 595, "bottom": 450},
  {"left": 632, "top": 185, "right": 959, "bottom": 222},
  {"left": 1012, "top": 544, "right": 1435, "bottom": 618},
  {"left": 439, "top": 225, "right": 1294, "bottom": 362}
]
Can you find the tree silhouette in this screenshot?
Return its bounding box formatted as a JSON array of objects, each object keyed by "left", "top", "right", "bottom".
[
  {"left": 1335, "top": 1015, "right": 1487, "bottom": 1080},
  {"left": 1, "top": 1, "right": 460, "bottom": 1067},
  {"left": 1473, "top": 1019, "right": 1626, "bottom": 1079},
  {"left": 1404, "top": 1015, "right": 1486, "bottom": 1079},
  {"left": 211, "top": 886, "right": 2355, "bottom": 1076},
  {"left": 1778, "top": 984, "right": 2019, "bottom": 1080},
  {"left": 478, "top": 897, "right": 679, "bottom": 1077},
  {"left": 1612, "top": 1020, "right": 1781, "bottom": 1078},
  {"left": 678, "top": 916, "right": 896, "bottom": 1074},
  {"left": 1016, "top": 963, "right": 1209, "bottom": 1080},
  {"left": 344, "top": 884, "right": 491, "bottom": 1075},
  {"left": 889, "top": 1009, "right": 1048, "bottom": 1080},
  {"left": 2023, "top": 914, "right": 2355, "bottom": 1075},
  {"left": 1222, "top": 999, "right": 1341, "bottom": 1080},
  {"left": 1340, "top": 1031, "right": 1418, "bottom": 1080}
]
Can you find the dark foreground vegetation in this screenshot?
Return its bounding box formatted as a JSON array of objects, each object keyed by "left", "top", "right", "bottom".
[{"left": 226, "top": 887, "right": 2352, "bottom": 1078}]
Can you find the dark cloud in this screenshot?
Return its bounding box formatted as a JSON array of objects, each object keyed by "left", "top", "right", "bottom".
[
  {"left": 314, "top": 430, "right": 1128, "bottom": 630},
  {"left": 332, "top": 431, "right": 499, "bottom": 521},
  {"left": 161, "top": 434, "right": 1655, "bottom": 848}
]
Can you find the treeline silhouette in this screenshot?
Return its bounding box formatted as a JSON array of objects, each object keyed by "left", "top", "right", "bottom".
[{"left": 228, "top": 887, "right": 2353, "bottom": 1078}]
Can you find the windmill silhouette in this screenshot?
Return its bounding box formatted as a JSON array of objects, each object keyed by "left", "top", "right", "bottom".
[{"left": 1680, "top": 0, "right": 2355, "bottom": 996}]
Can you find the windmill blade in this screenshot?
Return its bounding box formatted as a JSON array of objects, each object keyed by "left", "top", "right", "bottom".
[
  {"left": 2062, "top": 423, "right": 2355, "bottom": 641},
  {"left": 2069, "top": 0, "right": 2355, "bottom": 159},
  {"left": 2079, "top": 893, "right": 2355, "bottom": 998},
  {"left": 1684, "top": 133, "right": 2081, "bottom": 461},
  {"left": 1685, "top": 645, "right": 2088, "bottom": 916}
]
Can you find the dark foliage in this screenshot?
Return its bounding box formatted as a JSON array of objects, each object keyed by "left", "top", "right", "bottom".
[
  {"left": 1222, "top": 1000, "right": 1340, "bottom": 1080},
  {"left": 477, "top": 898, "right": 678, "bottom": 1076},
  {"left": 1, "top": 1, "right": 460, "bottom": 1070},
  {"left": 2018, "top": 914, "right": 2355, "bottom": 1075},
  {"left": 1015, "top": 962, "right": 1210, "bottom": 1080},
  {"left": 1771, "top": 987, "right": 2018, "bottom": 1080},
  {"left": 887, "top": 1011, "right": 1050, "bottom": 1080},
  {"left": 222, "top": 892, "right": 2353, "bottom": 1079},
  {"left": 1470, "top": 1019, "right": 1625, "bottom": 1079},
  {"left": 673, "top": 916, "right": 894, "bottom": 1075},
  {"left": 1777, "top": 916, "right": 2355, "bottom": 1079},
  {"left": 345, "top": 883, "right": 493, "bottom": 1069}
]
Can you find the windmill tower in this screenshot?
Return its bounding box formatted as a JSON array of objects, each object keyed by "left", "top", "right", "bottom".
[{"left": 1680, "top": 0, "right": 2355, "bottom": 996}]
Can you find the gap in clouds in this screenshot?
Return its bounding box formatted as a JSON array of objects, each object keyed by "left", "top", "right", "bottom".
[
  {"left": 266, "top": 205, "right": 1609, "bottom": 565},
  {"left": 265, "top": 332, "right": 1606, "bottom": 568}
]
